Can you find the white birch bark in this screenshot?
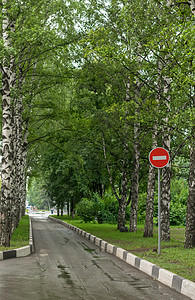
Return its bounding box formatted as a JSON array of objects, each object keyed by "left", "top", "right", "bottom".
[
  {"left": 161, "top": 73, "right": 171, "bottom": 242},
  {"left": 168, "top": 0, "right": 195, "bottom": 16},
  {"left": 0, "top": 0, "right": 14, "bottom": 246},
  {"left": 185, "top": 93, "right": 195, "bottom": 248},
  {"left": 118, "top": 157, "right": 128, "bottom": 230},
  {"left": 102, "top": 137, "right": 128, "bottom": 230},
  {"left": 20, "top": 134, "right": 28, "bottom": 219},
  {"left": 185, "top": 143, "right": 195, "bottom": 248},
  {"left": 167, "top": 0, "right": 195, "bottom": 248},
  {"left": 102, "top": 77, "right": 130, "bottom": 230},
  {"left": 143, "top": 130, "right": 157, "bottom": 237},
  {"left": 117, "top": 78, "right": 132, "bottom": 230},
  {"left": 129, "top": 115, "right": 140, "bottom": 232},
  {"left": 129, "top": 45, "right": 141, "bottom": 232},
  {"left": 189, "top": 0, "right": 195, "bottom": 16},
  {"left": 12, "top": 94, "right": 23, "bottom": 230},
  {"left": 144, "top": 57, "right": 162, "bottom": 238}
]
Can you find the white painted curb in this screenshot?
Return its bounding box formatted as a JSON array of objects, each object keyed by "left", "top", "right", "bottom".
[{"left": 0, "top": 216, "right": 34, "bottom": 260}]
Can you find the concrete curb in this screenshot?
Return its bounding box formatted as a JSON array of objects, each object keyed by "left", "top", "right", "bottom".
[
  {"left": 0, "top": 216, "right": 34, "bottom": 260},
  {"left": 49, "top": 216, "right": 195, "bottom": 300}
]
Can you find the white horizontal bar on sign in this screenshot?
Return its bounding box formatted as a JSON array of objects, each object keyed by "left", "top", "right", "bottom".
[{"left": 152, "top": 156, "right": 167, "bottom": 160}]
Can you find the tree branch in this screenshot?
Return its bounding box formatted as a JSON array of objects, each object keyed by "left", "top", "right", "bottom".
[{"left": 102, "top": 135, "right": 120, "bottom": 202}]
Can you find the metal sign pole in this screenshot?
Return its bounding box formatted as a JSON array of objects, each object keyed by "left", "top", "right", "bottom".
[
  {"left": 149, "top": 147, "right": 170, "bottom": 255},
  {"left": 158, "top": 168, "right": 161, "bottom": 255}
]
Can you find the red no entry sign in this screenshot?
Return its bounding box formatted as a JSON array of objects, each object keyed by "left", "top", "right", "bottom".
[
  {"left": 149, "top": 147, "right": 170, "bottom": 254},
  {"left": 149, "top": 147, "right": 170, "bottom": 168}
]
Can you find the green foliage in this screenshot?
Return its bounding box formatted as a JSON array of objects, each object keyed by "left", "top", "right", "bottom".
[
  {"left": 138, "top": 175, "right": 188, "bottom": 227},
  {"left": 171, "top": 177, "right": 188, "bottom": 205},
  {"left": 170, "top": 202, "right": 187, "bottom": 226},
  {"left": 102, "top": 192, "right": 119, "bottom": 224},
  {"left": 170, "top": 177, "right": 188, "bottom": 225},
  {"left": 76, "top": 198, "right": 95, "bottom": 222},
  {"left": 76, "top": 192, "right": 118, "bottom": 224},
  {"left": 27, "top": 178, "right": 50, "bottom": 209},
  {"left": 2, "top": 0, "right": 192, "bottom": 236},
  {"left": 137, "top": 192, "right": 147, "bottom": 225}
]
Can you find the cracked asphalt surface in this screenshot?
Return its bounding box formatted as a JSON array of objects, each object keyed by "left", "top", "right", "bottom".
[{"left": 0, "top": 214, "right": 191, "bottom": 300}]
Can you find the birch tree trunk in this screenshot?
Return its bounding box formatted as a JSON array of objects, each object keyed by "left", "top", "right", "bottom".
[
  {"left": 129, "top": 52, "right": 141, "bottom": 233},
  {"left": 0, "top": 0, "right": 14, "bottom": 246},
  {"left": 11, "top": 93, "right": 21, "bottom": 233},
  {"left": 129, "top": 116, "right": 140, "bottom": 232},
  {"left": 185, "top": 143, "right": 195, "bottom": 248},
  {"left": 144, "top": 57, "right": 162, "bottom": 238},
  {"left": 117, "top": 78, "right": 131, "bottom": 230},
  {"left": 161, "top": 74, "right": 171, "bottom": 242},
  {"left": 189, "top": 0, "right": 195, "bottom": 16},
  {"left": 185, "top": 94, "right": 195, "bottom": 248},
  {"left": 0, "top": 72, "right": 13, "bottom": 246},
  {"left": 20, "top": 140, "right": 28, "bottom": 219},
  {"left": 118, "top": 158, "right": 128, "bottom": 229},
  {"left": 102, "top": 135, "right": 129, "bottom": 230},
  {"left": 184, "top": 2, "right": 195, "bottom": 245},
  {"left": 185, "top": 145, "right": 195, "bottom": 248},
  {"left": 16, "top": 69, "right": 26, "bottom": 221},
  {"left": 143, "top": 130, "right": 157, "bottom": 237},
  {"left": 11, "top": 106, "right": 18, "bottom": 233},
  {"left": 183, "top": 0, "right": 194, "bottom": 249},
  {"left": 14, "top": 95, "right": 23, "bottom": 224},
  {"left": 102, "top": 72, "right": 131, "bottom": 231},
  {"left": 167, "top": 0, "right": 195, "bottom": 247},
  {"left": 158, "top": 1, "right": 172, "bottom": 238},
  {"left": 168, "top": 0, "right": 195, "bottom": 15}
]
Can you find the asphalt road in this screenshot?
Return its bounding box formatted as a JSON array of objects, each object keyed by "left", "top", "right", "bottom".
[{"left": 0, "top": 214, "right": 191, "bottom": 300}]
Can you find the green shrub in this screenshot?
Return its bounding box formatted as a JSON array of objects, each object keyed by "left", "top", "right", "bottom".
[
  {"left": 102, "top": 211, "right": 118, "bottom": 224},
  {"left": 170, "top": 202, "right": 187, "bottom": 226},
  {"left": 91, "top": 193, "right": 105, "bottom": 223},
  {"left": 102, "top": 192, "right": 118, "bottom": 222},
  {"left": 138, "top": 189, "right": 187, "bottom": 226},
  {"left": 77, "top": 186, "right": 187, "bottom": 227},
  {"left": 76, "top": 192, "right": 119, "bottom": 224},
  {"left": 76, "top": 198, "right": 95, "bottom": 222}
]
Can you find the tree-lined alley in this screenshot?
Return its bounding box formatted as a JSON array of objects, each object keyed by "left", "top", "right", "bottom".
[{"left": 0, "top": 0, "right": 194, "bottom": 248}]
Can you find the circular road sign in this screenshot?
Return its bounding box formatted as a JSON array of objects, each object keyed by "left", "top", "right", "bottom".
[{"left": 149, "top": 147, "right": 170, "bottom": 168}]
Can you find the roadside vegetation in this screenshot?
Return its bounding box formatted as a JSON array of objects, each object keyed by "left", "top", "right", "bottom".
[
  {"left": 0, "top": 0, "right": 194, "bottom": 252},
  {"left": 0, "top": 216, "right": 29, "bottom": 251},
  {"left": 53, "top": 215, "right": 195, "bottom": 283}
]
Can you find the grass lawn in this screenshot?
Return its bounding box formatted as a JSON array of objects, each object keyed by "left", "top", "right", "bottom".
[
  {"left": 53, "top": 215, "right": 195, "bottom": 282},
  {"left": 0, "top": 215, "right": 29, "bottom": 251}
]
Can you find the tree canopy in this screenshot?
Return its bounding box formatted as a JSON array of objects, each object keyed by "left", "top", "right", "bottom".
[{"left": 0, "top": 0, "right": 194, "bottom": 248}]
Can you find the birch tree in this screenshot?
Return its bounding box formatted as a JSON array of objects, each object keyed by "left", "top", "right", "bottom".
[
  {"left": 165, "top": 0, "right": 195, "bottom": 248},
  {"left": 0, "top": 0, "right": 81, "bottom": 246},
  {"left": 184, "top": 0, "right": 195, "bottom": 249},
  {"left": 0, "top": 0, "right": 15, "bottom": 246},
  {"left": 185, "top": 133, "right": 195, "bottom": 248},
  {"left": 143, "top": 130, "right": 157, "bottom": 237}
]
